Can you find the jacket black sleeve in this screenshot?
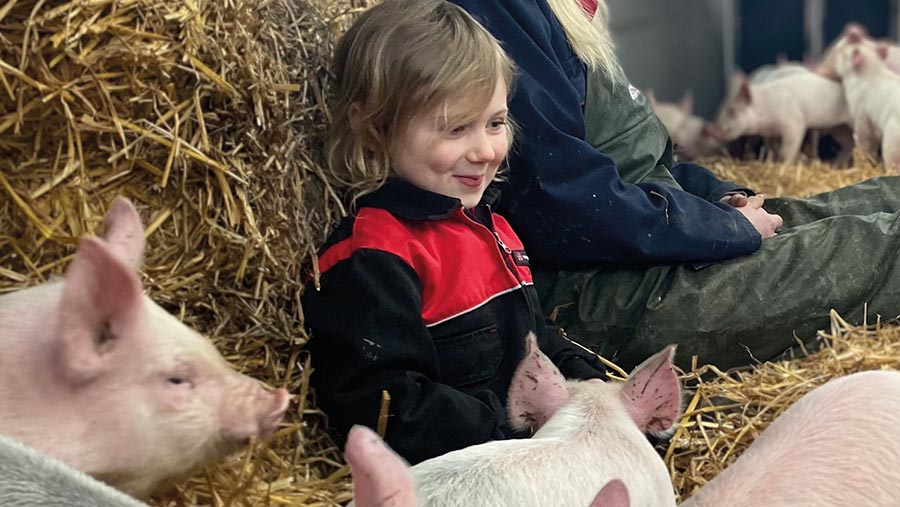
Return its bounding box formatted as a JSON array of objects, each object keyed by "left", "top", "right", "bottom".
[
  {"left": 303, "top": 249, "right": 517, "bottom": 465},
  {"left": 449, "top": 0, "right": 762, "bottom": 268}
]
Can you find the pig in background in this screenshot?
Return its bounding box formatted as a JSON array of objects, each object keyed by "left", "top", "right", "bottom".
[
  {"left": 826, "top": 28, "right": 900, "bottom": 173},
  {"left": 0, "top": 197, "right": 290, "bottom": 498},
  {"left": 712, "top": 65, "right": 852, "bottom": 164},
  {"left": 345, "top": 425, "right": 632, "bottom": 507},
  {"left": 818, "top": 23, "right": 900, "bottom": 79},
  {"left": 646, "top": 90, "right": 723, "bottom": 161},
  {"left": 345, "top": 333, "right": 680, "bottom": 507},
  {"left": 0, "top": 432, "right": 148, "bottom": 507},
  {"left": 677, "top": 370, "right": 900, "bottom": 507}
]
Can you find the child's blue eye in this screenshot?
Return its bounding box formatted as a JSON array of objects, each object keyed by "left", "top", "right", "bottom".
[
  {"left": 450, "top": 125, "right": 467, "bottom": 134},
  {"left": 490, "top": 119, "right": 507, "bottom": 129}
]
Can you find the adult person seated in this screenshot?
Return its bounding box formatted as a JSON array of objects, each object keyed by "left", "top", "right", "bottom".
[{"left": 450, "top": 0, "right": 900, "bottom": 371}]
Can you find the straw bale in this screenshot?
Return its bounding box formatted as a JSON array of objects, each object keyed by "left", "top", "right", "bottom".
[{"left": 0, "top": 0, "right": 896, "bottom": 504}]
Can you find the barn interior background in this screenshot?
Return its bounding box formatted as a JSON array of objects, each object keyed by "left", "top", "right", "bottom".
[
  {"left": 611, "top": 0, "right": 900, "bottom": 118},
  {"left": 0, "top": 0, "right": 898, "bottom": 505}
]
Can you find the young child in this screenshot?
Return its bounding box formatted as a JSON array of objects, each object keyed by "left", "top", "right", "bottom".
[{"left": 301, "top": 0, "right": 607, "bottom": 466}]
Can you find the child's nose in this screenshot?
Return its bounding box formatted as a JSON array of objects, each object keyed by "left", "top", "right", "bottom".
[{"left": 467, "top": 131, "right": 496, "bottom": 163}]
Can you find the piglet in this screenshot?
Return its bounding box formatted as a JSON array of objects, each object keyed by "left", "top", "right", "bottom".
[
  {"left": 0, "top": 197, "right": 291, "bottom": 498},
  {"left": 830, "top": 31, "right": 900, "bottom": 173},
  {"left": 818, "top": 23, "right": 900, "bottom": 78},
  {"left": 402, "top": 333, "right": 680, "bottom": 507},
  {"left": 647, "top": 90, "right": 722, "bottom": 160},
  {"left": 680, "top": 370, "right": 900, "bottom": 506},
  {"left": 713, "top": 67, "right": 850, "bottom": 163},
  {"left": 345, "top": 425, "right": 633, "bottom": 507}
]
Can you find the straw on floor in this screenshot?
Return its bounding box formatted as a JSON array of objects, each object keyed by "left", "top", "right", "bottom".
[{"left": 0, "top": 0, "right": 895, "bottom": 505}]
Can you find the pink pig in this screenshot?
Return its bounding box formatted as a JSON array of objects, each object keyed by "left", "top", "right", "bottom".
[
  {"left": 713, "top": 67, "right": 850, "bottom": 164},
  {"left": 0, "top": 197, "right": 290, "bottom": 498},
  {"left": 829, "top": 31, "right": 900, "bottom": 173},
  {"left": 679, "top": 370, "right": 900, "bottom": 506},
  {"left": 369, "top": 333, "right": 681, "bottom": 507},
  {"left": 646, "top": 90, "right": 722, "bottom": 161},
  {"left": 818, "top": 23, "right": 900, "bottom": 79},
  {"left": 345, "top": 425, "right": 632, "bottom": 507}
]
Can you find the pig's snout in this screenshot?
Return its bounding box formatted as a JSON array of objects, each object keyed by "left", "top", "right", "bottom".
[
  {"left": 260, "top": 388, "right": 291, "bottom": 436},
  {"left": 222, "top": 385, "right": 291, "bottom": 445}
]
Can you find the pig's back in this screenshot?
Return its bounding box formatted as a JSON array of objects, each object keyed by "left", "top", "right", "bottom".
[
  {"left": 0, "top": 433, "right": 148, "bottom": 507},
  {"left": 653, "top": 104, "right": 688, "bottom": 134},
  {"left": 759, "top": 72, "right": 848, "bottom": 127},
  {"left": 749, "top": 64, "right": 809, "bottom": 84},
  {"left": 681, "top": 371, "right": 900, "bottom": 507},
  {"left": 410, "top": 426, "right": 675, "bottom": 507}
]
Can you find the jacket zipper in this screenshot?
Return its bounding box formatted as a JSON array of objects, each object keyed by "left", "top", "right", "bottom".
[{"left": 461, "top": 208, "right": 543, "bottom": 340}]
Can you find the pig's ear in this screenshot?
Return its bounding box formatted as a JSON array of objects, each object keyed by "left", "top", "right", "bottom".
[
  {"left": 620, "top": 345, "right": 681, "bottom": 436},
  {"left": 59, "top": 237, "right": 143, "bottom": 383},
  {"left": 345, "top": 425, "right": 417, "bottom": 507},
  {"left": 590, "top": 479, "right": 630, "bottom": 507},
  {"left": 847, "top": 28, "right": 864, "bottom": 44},
  {"left": 728, "top": 70, "right": 746, "bottom": 90},
  {"left": 737, "top": 80, "right": 752, "bottom": 104},
  {"left": 101, "top": 197, "right": 145, "bottom": 272},
  {"left": 679, "top": 90, "right": 694, "bottom": 114},
  {"left": 876, "top": 43, "right": 890, "bottom": 60},
  {"left": 507, "top": 332, "right": 570, "bottom": 431}
]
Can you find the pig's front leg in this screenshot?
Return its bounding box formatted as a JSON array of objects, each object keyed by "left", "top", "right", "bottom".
[
  {"left": 880, "top": 119, "right": 900, "bottom": 174},
  {"left": 853, "top": 116, "right": 881, "bottom": 160},
  {"left": 777, "top": 122, "right": 806, "bottom": 164},
  {"left": 828, "top": 125, "right": 855, "bottom": 166}
]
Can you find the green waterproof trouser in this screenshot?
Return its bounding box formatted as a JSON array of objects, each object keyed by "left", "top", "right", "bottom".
[
  {"left": 537, "top": 177, "right": 900, "bottom": 371},
  {"left": 534, "top": 65, "right": 900, "bottom": 372}
]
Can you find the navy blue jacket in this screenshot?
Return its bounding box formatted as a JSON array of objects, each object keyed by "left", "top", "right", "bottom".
[{"left": 449, "top": 0, "right": 762, "bottom": 268}]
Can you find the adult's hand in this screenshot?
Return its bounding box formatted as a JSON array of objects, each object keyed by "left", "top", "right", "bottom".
[
  {"left": 720, "top": 193, "right": 749, "bottom": 208},
  {"left": 736, "top": 203, "right": 783, "bottom": 239},
  {"left": 720, "top": 193, "right": 769, "bottom": 209}
]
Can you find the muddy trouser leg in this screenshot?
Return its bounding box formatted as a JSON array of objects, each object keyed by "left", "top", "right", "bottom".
[
  {"left": 537, "top": 209, "right": 900, "bottom": 372},
  {"left": 765, "top": 176, "right": 900, "bottom": 227}
]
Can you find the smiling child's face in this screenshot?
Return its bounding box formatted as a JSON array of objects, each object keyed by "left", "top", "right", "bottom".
[{"left": 389, "top": 79, "right": 509, "bottom": 209}]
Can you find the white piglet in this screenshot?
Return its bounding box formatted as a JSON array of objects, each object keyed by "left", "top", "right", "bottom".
[
  {"left": 680, "top": 370, "right": 900, "bottom": 506},
  {"left": 345, "top": 425, "right": 633, "bottom": 507},
  {"left": 714, "top": 68, "right": 850, "bottom": 163},
  {"left": 647, "top": 90, "right": 721, "bottom": 161},
  {"left": 818, "top": 24, "right": 900, "bottom": 78},
  {"left": 0, "top": 197, "right": 290, "bottom": 498},
  {"left": 402, "top": 333, "right": 680, "bottom": 507},
  {"left": 832, "top": 31, "right": 900, "bottom": 173}
]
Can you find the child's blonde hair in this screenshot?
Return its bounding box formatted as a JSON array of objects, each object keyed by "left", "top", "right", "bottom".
[{"left": 326, "top": 0, "right": 516, "bottom": 203}]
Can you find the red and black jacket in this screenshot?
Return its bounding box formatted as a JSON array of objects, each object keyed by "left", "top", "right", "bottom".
[{"left": 302, "top": 178, "right": 606, "bottom": 465}]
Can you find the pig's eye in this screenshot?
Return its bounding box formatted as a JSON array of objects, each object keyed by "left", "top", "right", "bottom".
[{"left": 167, "top": 376, "right": 193, "bottom": 389}]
